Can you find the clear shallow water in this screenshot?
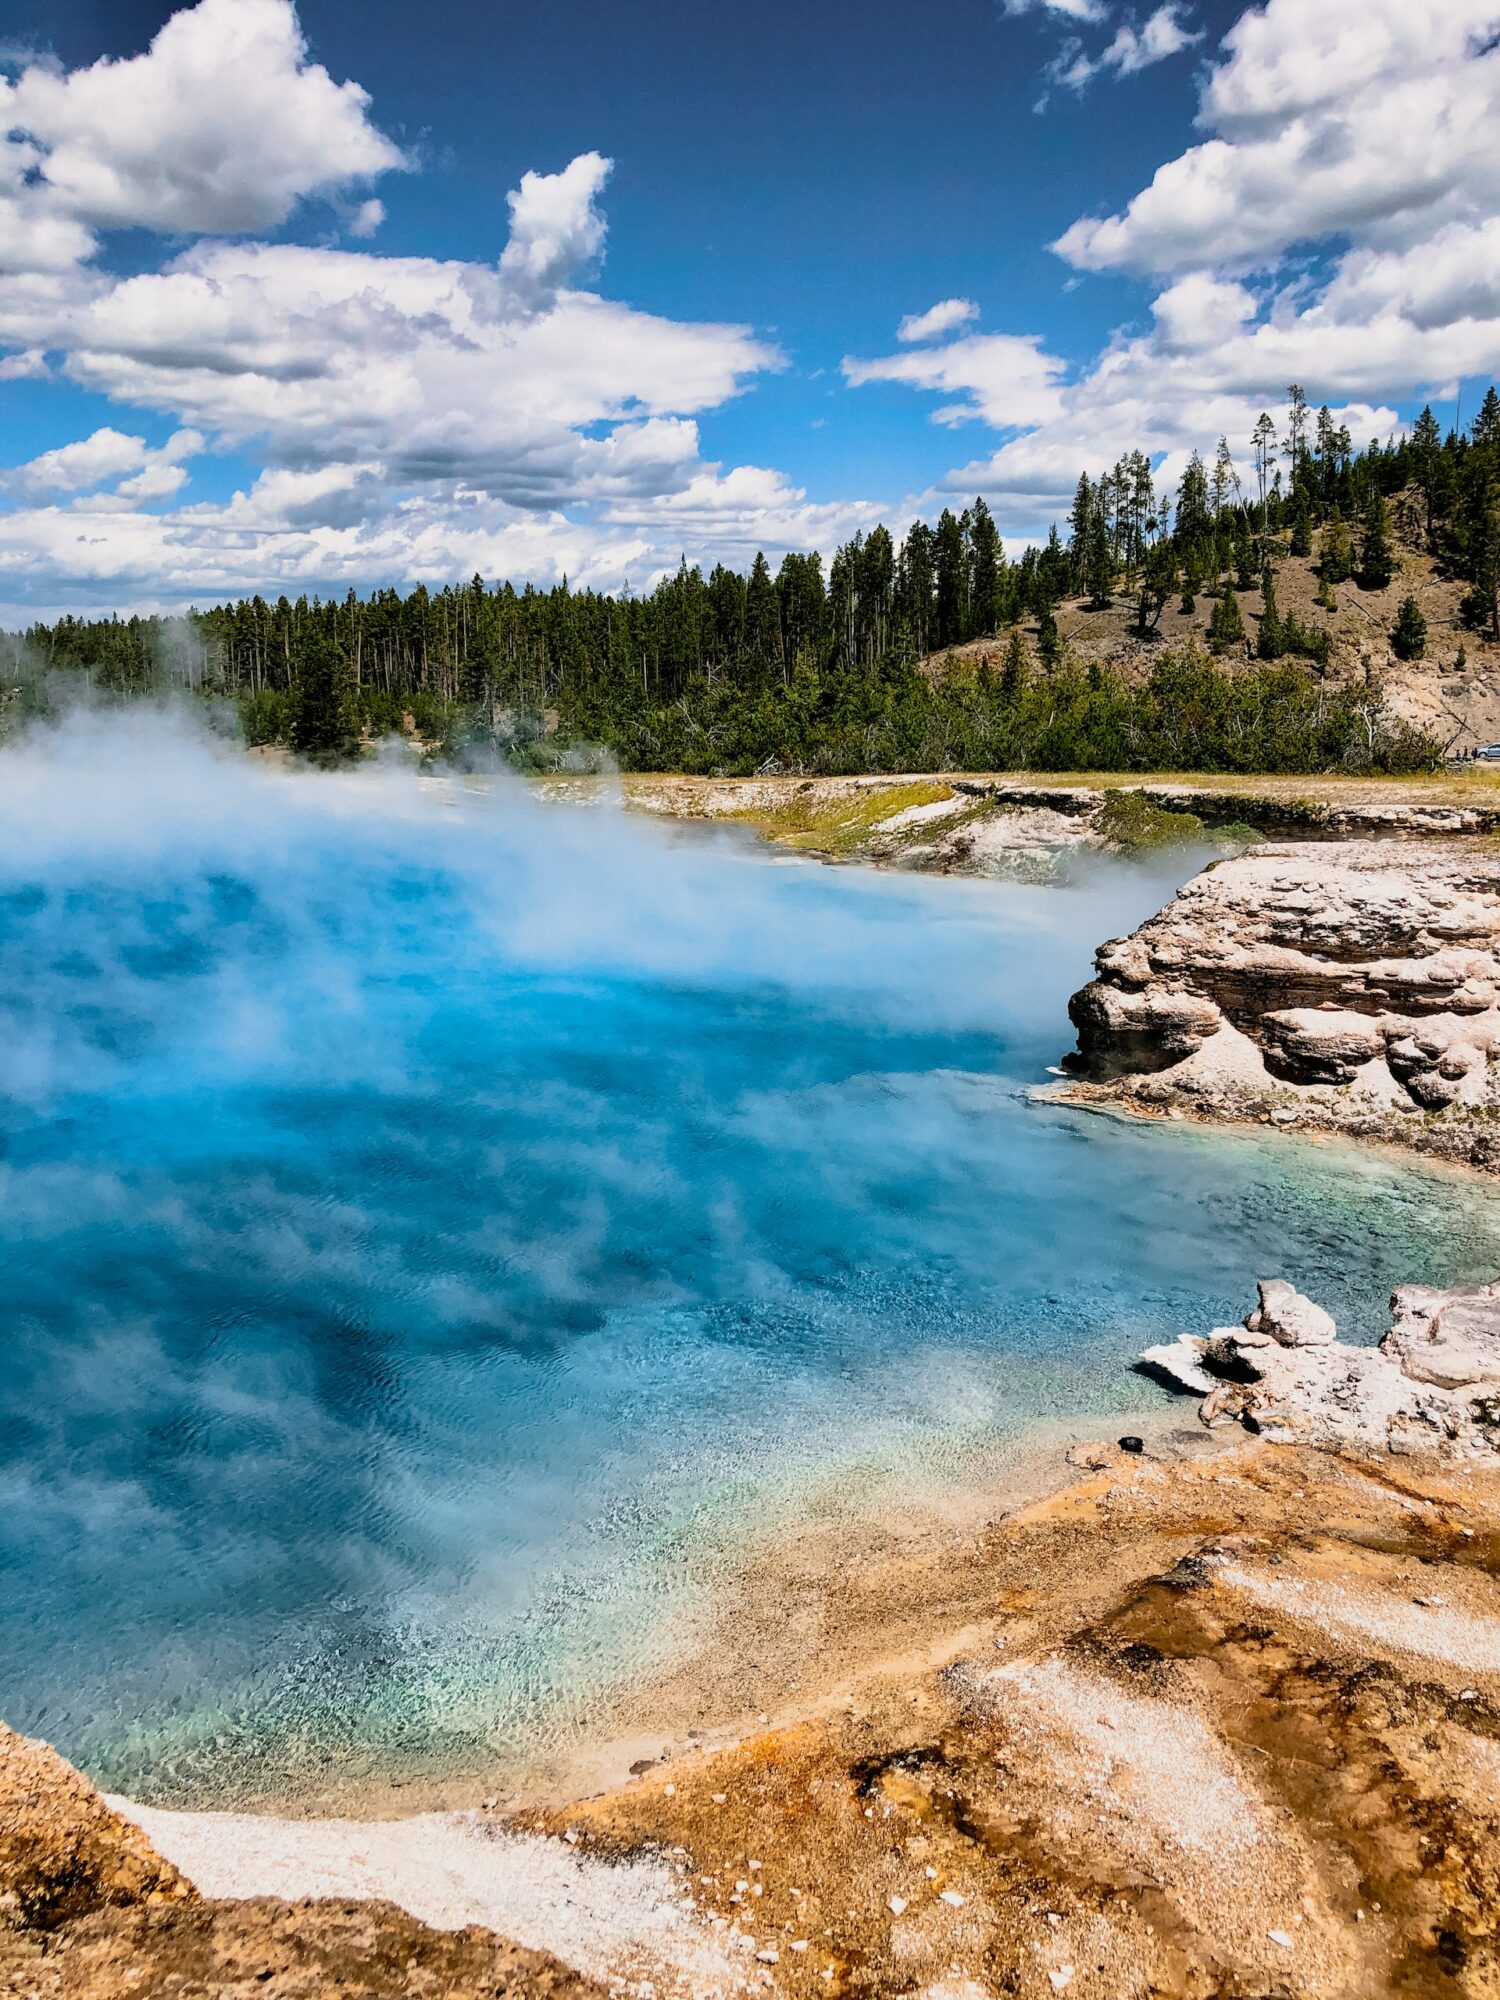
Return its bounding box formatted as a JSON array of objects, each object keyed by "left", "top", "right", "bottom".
[{"left": 7, "top": 717, "right": 1500, "bottom": 1805}]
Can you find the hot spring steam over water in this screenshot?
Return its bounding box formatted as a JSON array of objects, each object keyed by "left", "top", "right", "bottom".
[{"left": 7, "top": 714, "right": 1500, "bottom": 1807}]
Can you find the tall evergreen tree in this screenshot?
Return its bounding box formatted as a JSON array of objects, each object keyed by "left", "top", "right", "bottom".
[
  {"left": 1390, "top": 596, "right": 1428, "bottom": 661},
  {"left": 743, "top": 552, "right": 782, "bottom": 683},
  {"left": 1320, "top": 510, "right": 1354, "bottom": 586},
  {"left": 1036, "top": 603, "right": 1062, "bottom": 671},
  {"left": 1175, "top": 452, "right": 1213, "bottom": 553},
  {"left": 999, "top": 627, "right": 1030, "bottom": 701},
  {"left": 1068, "top": 473, "right": 1095, "bottom": 590},
  {"left": 1474, "top": 387, "right": 1500, "bottom": 454},
  {"left": 966, "top": 498, "right": 1002, "bottom": 639},
  {"left": 1411, "top": 404, "right": 1443, "bottom": 548},
  {"left": 1257, "top": 569, "right": 1285, "bottom": 661},
  {"left": 1082, "top": 493, "right": 1114, "bottom": 609},
  {"left": 1467, "top": 488, "right": 1500, "bottom": 640},
  {"left": 289, "top": 627, "right": 359, "bottom": 763},
  {"left": 1208, "top": 585, "right": 1247, "bottom": 656},
  {"left": 1135, "top": 540, "right": 1176, "bottom": 635},
  {"left": 1357, "top": 490, "right": 1396, "bottom": 591},
  {"left": 934, "top": 508, "right": 967, "bottom": 648}
]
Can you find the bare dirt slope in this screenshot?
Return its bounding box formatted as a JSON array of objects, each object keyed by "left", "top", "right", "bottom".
[{"left": 929, "top": 539, "right": 1500, "bottom": 752}]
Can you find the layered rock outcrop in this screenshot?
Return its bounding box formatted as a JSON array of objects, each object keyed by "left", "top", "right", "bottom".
[
  {"left": 1143, "top": 1277, "right": 1500, "bottom": 1453},
  {"left": 1062, "top": 838, "right": 1500, "bottom": 1167}
]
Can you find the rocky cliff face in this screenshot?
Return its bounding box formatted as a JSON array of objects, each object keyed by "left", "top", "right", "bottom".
[{"left": 1062, "top": 838, "right": 1500, "bottom": 1168}]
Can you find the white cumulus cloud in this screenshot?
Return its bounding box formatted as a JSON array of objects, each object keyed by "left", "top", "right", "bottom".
[
  {"left": 1056, "top": 0, "right": 1500, "bottom": 273},
  {"left": 1, "top": 425, "right": 202, "bottom": 500},
  {"left": 498, "top": 152, "right": 612, "bottom": 315},
  {"left": 0, "top": 0, "right": 405, "bottom": 279},
  {"left": 843, "top": 332, "right": 1067, "bottom": 430},
  {"left": 898, "top": 299, "right": 980, "bottom": 344}
]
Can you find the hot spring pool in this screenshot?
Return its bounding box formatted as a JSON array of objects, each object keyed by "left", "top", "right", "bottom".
[{"left": 6, "top": 719, "right": 1500, "bottom": 1805}]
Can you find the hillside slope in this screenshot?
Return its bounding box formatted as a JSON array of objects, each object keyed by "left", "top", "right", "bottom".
[{"left": 930, "top": 534, "right": 1500, "bottom": 753}]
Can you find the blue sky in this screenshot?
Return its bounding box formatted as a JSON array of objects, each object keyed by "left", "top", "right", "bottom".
[{"left": 1, "top": 0, "right": 1496, "bottom": 616}]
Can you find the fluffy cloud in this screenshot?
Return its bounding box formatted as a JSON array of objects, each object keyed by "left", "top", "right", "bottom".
[
  {"left": 0, "top": 1, "right": 849, "bottom": 618},
  {"left": 498, "top": 152, "right": 611, "bottom": 314},
  {"left": 1103, "top": 5, "right": 1200, "bottom": 75},
  {"left": 2, "top": 428, "right": 147, "bottom": 497},
  {"left": 0, "top": 0, "right": 404, "bottom": 278},
  {"left": 7, "top": 229, "right": 781, "bottom": 507},
  {"left": 0, "top": 458, "right": 886, "bottom": 622},
  {"left": 8, "top": 0, "right": 1497, "bottom": 615},
  {"left": 1049, "top": 4, "right": 1200, "bottom": 92},
  {"left": 842, "top": 0, "right": 1500, "bottom": 544},
  {"left": 856, "top": 225, "right": 1487, "bottom": 531},
  {"left": 1056, "top": 0, "right": 1500, "bottom": 273},
  {"left": 843, "top": 331, "right": 1067, "bottom": 430},
  {"left": 1035, "top": 2, "right": 1198, "bottom": 97},
  {"left": 897, "top": 299, "right": 980, "bottom": 344},
  {"left": 1, "top": 425, "right": 201, "bottom": 501}
]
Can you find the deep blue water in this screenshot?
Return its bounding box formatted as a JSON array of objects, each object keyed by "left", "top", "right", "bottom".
[{"left": 7, "top": 719, "right": 1500, "bottom": 1804}]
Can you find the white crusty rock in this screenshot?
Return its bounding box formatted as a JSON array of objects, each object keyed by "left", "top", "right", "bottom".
[
  {"left": 1244, "top": 1278, "right": 1337, "bottom": 1348},
  {"left": 1143, "top": 1278, "right": 1500, "bottom": 1456},
  {"left": 1383, "top": 1280, "right": 1500, "bottom": 1391},
  {"left": 1061, "top": 839, "right": 1500, "bottom": 1171}
]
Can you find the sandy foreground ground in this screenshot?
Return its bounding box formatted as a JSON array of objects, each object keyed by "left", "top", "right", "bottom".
[{"left": 34, "top": 1428, "right": 1494, "bottom": 2000}]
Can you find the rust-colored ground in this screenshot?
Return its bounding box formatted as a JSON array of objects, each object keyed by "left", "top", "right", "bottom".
[
  {"left": 528, "top": 1442, "right": 1500, "bottom": 1999},
  {"left": 7, "top": 1439, "right": 1500, "bottom": 1997}
]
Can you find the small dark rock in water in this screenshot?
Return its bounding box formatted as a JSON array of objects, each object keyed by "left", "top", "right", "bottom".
[{"left": 1118, "top": 1435, "right": 1145, "bottom": 1454}]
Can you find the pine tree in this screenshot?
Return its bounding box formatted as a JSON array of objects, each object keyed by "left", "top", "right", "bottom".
[
  {"left": 1208, "top": 587, "right": 1246, "bottom": 655},
  {"left": 967, "top": 497, "right": 1002, "bottom": 639},
  {"left": 1036, "top": 603, "right": 1062, "bottom": 671},
  {"left": 1233, "top": 512, "right": 1257, "bottom": 589},
  {"left": 1257, "top": 570, "right": 1285, "bottom": 660},
  {"left": 999, "top": 627, "right": 1030, "bottom": 701},
  {"left": 1068, "top": 473, "right": 1095, "bottom": 590},
  {"left": 1357, "top": 490, "right": 1396, "bottom": 590},
  {"left": 1284, "top": 384, "right": 1311, "bottom": 480},
  {"left": 1082, "top": 496, "right": 1114, "bottom": 609},
  {"left": 289, "top": 627, "right": 360, "bottom": 764},
  {"left": 1411, "top": 405, "right": 1443, "bottom": 548},
  {"left": 1390, "top": 596, "right": 1428, "bottom": 661},
  {"left": 744, "top": 551, "right": 782, "bottom": 682},
  {"left": 1468, "top": 490, "right": 1500, "bottom": 640},
  {"left": 1289, "top": 491, "right": 1314, "bottom": 558},
  {"left": 1320, "top": 510, "right": 1354, "bottom": 585},
  {"left": 1175, "top": 452, "right": 1212, "bottom": 552},
  {"left": 1135, "top": 541, "right": 1176, "bottom": 635},
  {"left": 934, "top": 508, "right": 967, "bottom": 648},
  {"left": 1038, "top": 524, "right": 1069, "bottom": 606}
]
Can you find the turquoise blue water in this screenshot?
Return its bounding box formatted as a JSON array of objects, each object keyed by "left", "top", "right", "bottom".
[{"left": 7, "top": 719, "right": 1500, "bottom": 1805}]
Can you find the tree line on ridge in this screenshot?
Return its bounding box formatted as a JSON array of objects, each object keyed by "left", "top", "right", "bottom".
[{"left": 9, "top": 386, "right": 1500, "bottom": 775}]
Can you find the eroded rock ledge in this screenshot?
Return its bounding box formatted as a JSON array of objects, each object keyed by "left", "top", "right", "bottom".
[
  {"left": 0, "top": 1724, "right": 605, "bottom": 1998},
  {"left": 1061, "top": 837, "right": 1500, "bottom": 1169},
  {"left": 1144, "top": 1277, "right": 1500, "bottom": 1456}
]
